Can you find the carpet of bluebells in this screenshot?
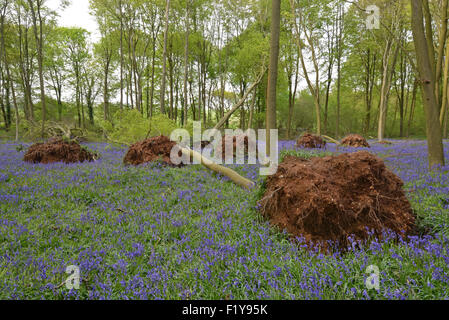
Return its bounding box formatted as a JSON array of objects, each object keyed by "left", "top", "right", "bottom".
[{"left": 1, "top": 139, "right": 449, "bottom": 300}]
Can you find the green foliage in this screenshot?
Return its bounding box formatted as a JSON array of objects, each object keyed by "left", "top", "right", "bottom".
[
  {"left": 279, "top": 148, "right": 332, "bottom": 163},
  {"left": 148, "top": 114, "right": 180, "bottom": 137},
  {"left": 18, "top": 120, "right": 45, "bottom": 140},
  {"left": 98, "top": 110, "right": 180, "bottom": 145}
]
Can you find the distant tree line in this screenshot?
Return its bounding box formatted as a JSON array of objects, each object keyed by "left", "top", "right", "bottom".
[{"left": 0, "top": 0, "right": 447, "bottom": 167}]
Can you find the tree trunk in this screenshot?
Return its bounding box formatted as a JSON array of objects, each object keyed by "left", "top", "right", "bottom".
[
  {"left": 440, "top": 37, "right": 449, "bottom": 126},
  {"left": 248, "top": 89, "right": 257, "bottom": 130},
  {"left": 411, "top": 0, "right": 445, "bottom": 168},
  {"left": 104, "top": 58, "right": 110, "bottom": 121},
  {"left": 28, "top": 0, "right": 46, "bottom": 138},
  {"left": 407, "top": 79, "right": 418, "bottom": 137},
  {"left": 378, "top": 39, "right": 399, "bottom": 142},
  {"left": 180, "top": 147, "right": 255, "bottom": 189},
  {"left": 364, "top": 50, "right": 376, "bottom": 134},
  {"left": 266, "top": 0, "right": 281, "bottom": 156},
  {"left": 119, "top": 0, "right": 124, "bottom": 110},
  {"left": 0, "top": 8, "right": 19, "bottom": 141},
  {"left": 335, "top": 3, "right": 343, "bottom": 138},
  {"left": 160, "top": 0, "right": 170, "bottom": 115},
  {"left": 183, "top": 0, "right": 190, "bottom": 126}
]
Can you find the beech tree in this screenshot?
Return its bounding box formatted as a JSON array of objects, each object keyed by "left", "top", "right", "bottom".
[
  {"left": 266, "top": 0, "right": 280, "bottom": 155},
  {"left": 411, "top": 0, "right": 445, "bottom": 168},
  {"left": 0, "top": 0, "right": 447, "bottom": 149},
  {"left": 27, "top": 0, "right": 47, "bottom": 137}
]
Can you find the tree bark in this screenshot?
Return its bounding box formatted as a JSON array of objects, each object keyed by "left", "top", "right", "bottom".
[
  {"left": 407, "top": 80, "right": 418, "bottom": 138},
  {"left": 28, "top": 0, "right": 46, "bottom": 138},
  {"left": 180, "top": 147, "right": 255, "bottom": 190},
  {"left": 0, "top": 3, "right": 19, "bottom": 141},
  {"left": 411, "top": 0, "right": 445, "bottom": 168},
  {"left": 266, "top": 0, "right": 281, "bottom": 156},
  {"left": 440, "top": 37, "right": 449, "bottom": 126},
  {"left": 119, "top": 0, "right": 124, "bottom": 110},
  {"left": 378, "top": 39, "right": 399, "bottom": 142},
  {"left": 160, "top": 0, "right": 170, "bottom": 115},
  {"left": 183, "top": 0, "right": 190, "bottom": 126}
]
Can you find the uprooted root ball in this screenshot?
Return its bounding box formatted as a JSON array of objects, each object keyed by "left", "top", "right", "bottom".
[
  {"left": 341, "top": 134, "right": 371, "bottom": 148},
  {"left": 23, "top": 138, "right": 96, "bottom": 164},
  {"left": 259, "top": 151, "right": 415, "bottom": 252},
  {"left": 215, "top": 134, "right": 257, "bottom": 161},
  {"left": 123, "top": 135, "right": 183, "bottom": 167},
  {"left": 296, "top": 133, "right": 326, "bottom": 149}
]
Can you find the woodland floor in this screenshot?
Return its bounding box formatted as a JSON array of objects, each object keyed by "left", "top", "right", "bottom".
[{"left": 0, "top": 139, "right": 449, "bottom": 299}]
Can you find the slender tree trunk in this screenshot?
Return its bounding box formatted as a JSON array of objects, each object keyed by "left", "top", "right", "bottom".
[
  {"left": 197, "top": 62, "right": 202, "bottom": 122},
  {"left": 336, "top": 55, "right": 341, "bottom": 138},
  {"left": 175, "top": 74, "right": 179, "bottom": 124},
  {"left": 248, "top": 89, "right": 257, "bottom": 130},
  {"left": 146, "top": 60, "right": 150, "bottom": 118},
  {"left": 335, "top": 4, "right": 343, "bottom": 138},
  {"left": 131, "top": 32, "right": 140, "bottom": 112},
  {"left": 434, "top": 0, "right": 448, "bottom": 108},
  {"left": 290, "top": 0, "right": 321, "bottom": 136},
  {"left": 104, "top": 57, "right": 110, "bottom": 121},
  {"left": 378, "top": 40, "right": 399, "bottom": 142},
  {"left": 444, "top": 98, "right": 449, "bottom": 138},
  {"left": 57, "top": 94, "right": 62, "bottom": 122},
  {"left": 168, "top": 49, "right": 174, "bottom": 119},
  {"left": 399, "top": 60, "right": 406, "bottom": 137},
  {"left": 183, "top": 1, "right": 190, "bottom": 126},
  {"left": 407, "top": 79, "right": 418, "bottom": 137},
  {"left": 440, "top": 38, "right": 449, "bottom": 125},
  {"left": 127, "top": 29, "right": 134, "bottom": 109},
  {"left": 323, "top": 24, "right": 335, "bottom": 135},
  {"left": 28, "top": 0, "right": 46, "bottom": 138},
  {"left": 364, "top": 50, "right": 376, "bottom": 134},
  {"left": 324, "top": 65, "right": 333, "bottom": 135},
  {"left": 150, "top": 43, "right": 156, "bottom": 117},
  {"left": 76, "top": 69, "right": 81, "bottom": 128},
  {"left": 0, "top": 91, "right": 6, "bottom": 130},
  {"left": 290, "top": 59, "right": 299, "bottom": 138},
  {"left": 266, "top": 0, "right": 281, "bottom": 156},
  {"left": 411, "top": 0, "right": 445, "bottom": 168},
  {"left": 119, "top": 0, "right": 124, "bottom": 110},
  {"left": 160, "top": 0, "right": 170, "bottom": 115},
  {"left": 287, "top": 76, "right": 293, "bottom": 139},
  {"left": 0, "top": 8, "right": 19, "bottom": 141}
]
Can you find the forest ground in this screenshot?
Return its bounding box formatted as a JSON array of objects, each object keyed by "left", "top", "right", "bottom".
[{"left": 0, "top": 139, "right": 448, "bottom": 299}]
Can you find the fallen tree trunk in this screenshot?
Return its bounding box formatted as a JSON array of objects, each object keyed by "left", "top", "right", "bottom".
[
  {"left": 180, "top": 146, "right": 256, "bottom": 190},
  {"left": 322, "top": 135, "right": 341, "bottom": 145},
  {"left": 213, "top": 67, "right": 267, "bottom": 130}
]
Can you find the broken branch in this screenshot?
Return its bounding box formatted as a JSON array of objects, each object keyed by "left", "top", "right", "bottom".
[
  {"left": 180, "top": 147, "right": 256, "bottom": 190},
  {"left": 213, "top": 67, "right": 267, "bottom": 131}
]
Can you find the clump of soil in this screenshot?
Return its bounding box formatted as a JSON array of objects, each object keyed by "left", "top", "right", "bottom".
[
  {"left": 341, "top": 134, "right": 371, "bottom": 148},
  {"left": 259, "top": 151, "right": 415, "bottom": 252},
  {"left": 23, "top": 138, "right": 96, "bottom": 164},
  {"left": 296, "top": 133, "right": 326, "bottom": 149},
  {"left": 376, "top": 140, "right": 393, "bottom": 145},
  {"left": 215, "top": 134, "right": 257, "bottom": 160},
  {"left": 123, "top": 135, "right": 183, "bottom": 167}
]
